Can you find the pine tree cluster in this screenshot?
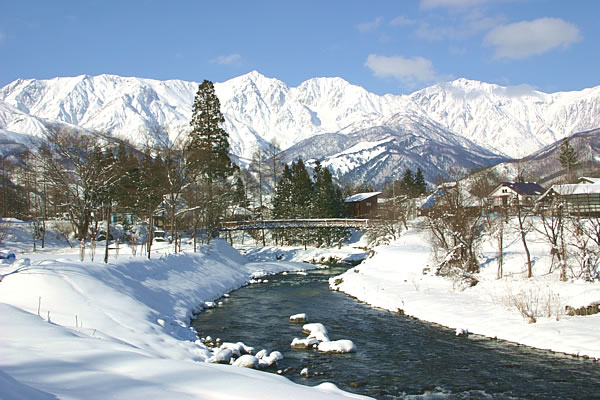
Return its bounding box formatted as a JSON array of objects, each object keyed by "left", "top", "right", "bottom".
[
  {"left": 383, "top": 168, "right": 427, "bottom": 199},
  {"left": 272, "top": 159, "right": 346, "bottom": 219}
]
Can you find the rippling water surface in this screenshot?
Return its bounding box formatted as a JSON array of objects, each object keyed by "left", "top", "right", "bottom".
[{"left": 192, "top": 265, "right": 600, "bottom": 399}]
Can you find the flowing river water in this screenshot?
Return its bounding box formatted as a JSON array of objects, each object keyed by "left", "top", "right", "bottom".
[{"left": 192, "top": 264, "right": 600, "bottom": 399}]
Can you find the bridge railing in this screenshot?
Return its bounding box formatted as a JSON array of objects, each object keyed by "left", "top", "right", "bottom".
[{"left": 219, "top": 218, "right": 371, "bottom": 231}]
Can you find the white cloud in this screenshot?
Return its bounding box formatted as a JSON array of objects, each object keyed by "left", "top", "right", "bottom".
[
  {"left": 417, "top": 11, "right": 504, "bottom": 41},
  {"left": 365, "top": 54, "right": 441, "bottom": 85},
  {"left": 390, "top": 16, "right": 417, "bottom": 27},
  {"left": 484, "top": 18, "right": 581, "bottom": 59},
  {"left": 210, "top": 54, "right": 242, "bottom": 65},
  {"left": 357, "top": 17, "right": 384, "bottom": 33},
  {"left": 420, "top": 0, "right": 488, "bottom": 9}
]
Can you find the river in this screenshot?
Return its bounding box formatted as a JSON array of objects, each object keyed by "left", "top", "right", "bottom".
[{"left": 192, "top": 264, "right": 600, "bottom": 399}]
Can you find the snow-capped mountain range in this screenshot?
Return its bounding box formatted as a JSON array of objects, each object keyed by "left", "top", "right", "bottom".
[{"left": 1, "top": 71, "right": 598, "bottom": 185}]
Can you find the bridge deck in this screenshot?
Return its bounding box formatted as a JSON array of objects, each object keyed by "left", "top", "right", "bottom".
[{"left": 220, "top": 218, "right": 370, "bottom": 231}]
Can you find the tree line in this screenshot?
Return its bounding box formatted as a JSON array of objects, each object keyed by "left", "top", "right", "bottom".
[
  {"left": 422, "top": 139, "right": 600, "bottom": 295},
  {"left": 0, "top": 80, "right": 351, "bottom": 259}
]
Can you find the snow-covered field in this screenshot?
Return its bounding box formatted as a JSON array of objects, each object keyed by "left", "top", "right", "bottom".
[
  {"left": 0, "top": 221, "right": 368, "bottom": 400},
  {"left": 330, "top": 218, "right": 600, "bottom": 360},
  {"left": 3, "top": 215, "right": 600, "bottom": 399}
]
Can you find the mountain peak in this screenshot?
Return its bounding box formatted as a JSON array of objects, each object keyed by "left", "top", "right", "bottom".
[{"left": 1, "top": 72, "right": 599, "bottom": 163}]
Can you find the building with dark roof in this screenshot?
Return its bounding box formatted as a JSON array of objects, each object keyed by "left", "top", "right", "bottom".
[
  {"left": 344, "top": 192, "right": 381, "bottom": 218},
  {"left": 487, "top": 182, "right": 546, "bottom": 207}
]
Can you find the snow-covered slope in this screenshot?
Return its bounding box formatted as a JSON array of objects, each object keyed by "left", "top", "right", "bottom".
[
  {"left": 0, "top": 71, "right": 598, "bottom": 164},
  {"left": 410, "top": 79, "right": 600, "bottom": 158},
  {"left": 284, "top": 111, "right": 507, "bottom": 186}
]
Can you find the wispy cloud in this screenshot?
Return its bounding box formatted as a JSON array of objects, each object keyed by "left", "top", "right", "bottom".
[
  {"left": 390, "top": 16, "right": 417, "bottom": 27},
  {"left": 416, "top": 11, "right": 504, "bottom": 41},
  {"left": 365, "top": 54, "right": 442, "bottom": 86},
  {"left": 484, "top": 18, "right": 582, "bottom": 59},
  {"left": 357, "top": 17, "right": 384, "bottom": 33},
  {"left": 420, "top": 0, "right": 488, "bottom": 9},
  {"left": 210, "top": 54, "right": 242, "bottom": 65}
]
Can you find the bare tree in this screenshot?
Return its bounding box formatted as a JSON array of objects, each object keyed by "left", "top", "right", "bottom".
[
  {"left": 264, "top": 139, "right": 284, "bottom": 200},
  {"left": 535, "top": 197, "right": 568, "bottom": 280},
  {"left": 425, "top": 179, "right": 482, "bottom": 285},
  {"left": 160, "top": 137, "right": 192, "bottom": 254},
  {"left": 39, "top": 126, "right": 107, "bottom": 241},
  {"left": 249, "top": 147, "right": 266, "bottom": 210},
  {"left": 512, "top": 196, "right": 534, "bottom": 278},
  {"left": 569, "top": 196, "right": 600, "bottom": 281}
]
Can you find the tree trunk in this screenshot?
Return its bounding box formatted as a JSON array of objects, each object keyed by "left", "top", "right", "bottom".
[
  {"left": 147, "top": 214, "right": 153, "bottom": 260},
  {"left": 193, "top": 210, "right": 197, "bottom": 252},
  {"left": 497, "top": 224, "right": 503, "bottom": 279},
  {"left": 517, "top": 205, "right": 533, "bottom": 278},
  {"left": 172, "top": 206, "right": 177, "bottom": 254},
  {"left": 104, "top": 204, "right": 111, "bottom": 264},
  {"left": 559, "top": 218, "right": 567, "bottom": 281}
]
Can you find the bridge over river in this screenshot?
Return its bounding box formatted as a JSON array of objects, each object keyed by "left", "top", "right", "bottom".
[{"left": 219, "top": 218, "right": 371, "bottom": 231}]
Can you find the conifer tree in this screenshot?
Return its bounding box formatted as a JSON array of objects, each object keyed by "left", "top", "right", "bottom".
[
  {"left": 414, "top": 168, "right": 427, "bottom": 196},
  {"left": 186, "top": 80, "right": 234, "bottom": 237},
  {"left": 559, "top": 138, "right": 578, "bottom": 181},
  {"left": 290, "top": 159, "right": 313, "bottom": 218},
  {"left": 313, "top": 161, "right": 344, "bottom": 218},
  {"left": 187, "top": 80, "right": 233, "bottom": 180},
  {"left": 114, "top": 143, "right": 141, "bottom": 214},
  {"left": 400, "top": 169, "right": 415, "bottom": 196}
]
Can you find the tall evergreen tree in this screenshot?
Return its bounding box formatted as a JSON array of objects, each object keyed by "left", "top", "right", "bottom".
[
  {"left": 272, "top": 164, "right": 294, "bottom": 219},
  {"left": 187, "top": 80, "right": 233, "bottom": 180},
  {"left": 312, "top": 161, "right": 344, "bottom": 218},
  {"left": 186, "top": 80, "right": 234, "bottom": 237},
  {"left": 400, "top": 169, "right": 415, "bottom": 196},
  {"left": 290, "top": 159, "right": 313, "bottom": 218},
  {"left": 559, "top": 138, "right": 578, "bottom": 181},
  {"left": 414, "top": 168, "right": 427, "bottom": 196},
  {"left": 114, "top": 142, "right": 141, "bottom": 214}
]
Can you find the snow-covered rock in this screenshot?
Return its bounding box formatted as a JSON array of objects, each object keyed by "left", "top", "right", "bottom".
[
  {"left": 290, "top": 313, "right": 307, "bottom": 323},
  {"left": 212, "top": 348, "right": 233, "bottom": 364},
  {"left": 257, "top": 351, "right": 284, "bottom": 369},
  {"left": 220, "top": 341, "right": 254, "bottom": 357},
  {"left": 233, "top": 354, "right": 259, "bottom": 369},
  {"left": 302, "top": 323, "right": 330, "bottom": 342},
  {"left": 317, "top": 340, "right": 357, "bottom": 354},
  {"left": 291, "top": 337, "right": 320, "bottom": 349},
  {"left": 255, "top": 349, "right": 268, "bottom": 359}
]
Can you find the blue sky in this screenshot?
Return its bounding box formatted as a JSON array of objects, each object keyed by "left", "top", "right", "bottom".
[{"left": 1, "top": 0, "right": 598, "bottom": 95}]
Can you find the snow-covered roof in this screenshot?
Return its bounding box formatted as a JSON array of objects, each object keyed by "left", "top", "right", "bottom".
[
  {"left": 344, "top": 192, "right": 381, "bottom": 203},
  {"left": 539, "top": 184, "right": 600, "bottom": 202},
  {"left": 577, "top": 177, "right": 600, "bottom": 184}
]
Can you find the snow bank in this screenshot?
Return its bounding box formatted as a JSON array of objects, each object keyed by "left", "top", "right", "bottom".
[
  {"left": 0, "top": 229, "right": 369, "bottom": 399},
  {"left": 331, "top": 219, "right": 600, "bottom": 359}
]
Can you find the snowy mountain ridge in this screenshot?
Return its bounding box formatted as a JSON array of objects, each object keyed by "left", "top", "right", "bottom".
[
  {"left": 0, "top": 71, "right": 598, "bottom": 166},
  {"left": 284, "top": 110, "right": 507, "bottom": 186}
]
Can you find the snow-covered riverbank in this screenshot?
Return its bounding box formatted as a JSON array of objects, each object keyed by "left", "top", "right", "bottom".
[
  {"left": 3, "top": 215, "right": 600, "bottom": 399},
  {"left": 0, "top": 223, "right": 368, "bottom": 400},
  {"left": 330, "top": 219, "right": 600, "bottom": 360}
]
